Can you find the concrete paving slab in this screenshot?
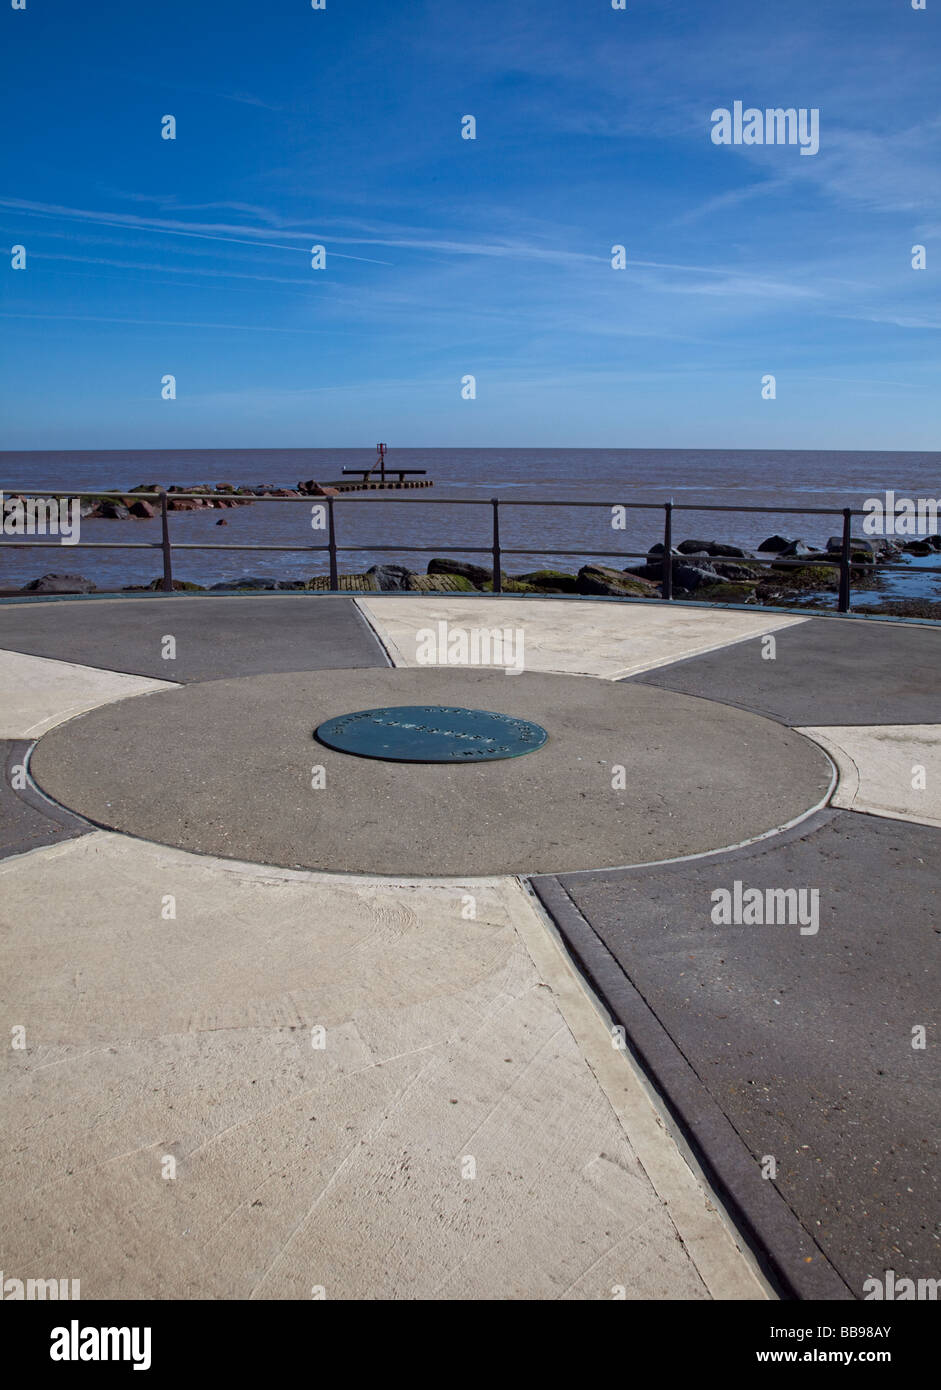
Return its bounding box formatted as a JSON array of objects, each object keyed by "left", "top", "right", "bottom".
[
  {"left": 0, "top": 648, "right": 177, "bottom": 739},
  {"left": 29, "top": 666, "right": 834, "bottom": 876},
  {"left": 0, "top": 832, "right": 764, "bottom": 1300},
  {"left": 358, "top": 596, "right": 808, "bottom": 680},
  {"left": 548, "top": 809, "right": 941, "bottom": 1298},
  {"left": 800, "top": 725, "right": 941, "bottom": 827},
  {"left": 0, "top": 595, "right": 388, "bottom": 682},
  {"left": 632, "top": 616, "right": 941, "bottom": 726},
  {"left": 0, "top": 740, "right": 90, "bottom": 860}
]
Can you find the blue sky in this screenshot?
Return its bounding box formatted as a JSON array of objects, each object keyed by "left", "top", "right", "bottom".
[{"left": 1, "top": 0, "right": 939, "bottom": 450}]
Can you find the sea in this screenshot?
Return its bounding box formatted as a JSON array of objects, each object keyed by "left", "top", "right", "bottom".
[{"left": 1, "top": 448, "right": 939, "bottom": 609}]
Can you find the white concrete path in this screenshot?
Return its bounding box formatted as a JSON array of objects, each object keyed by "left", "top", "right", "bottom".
[
  {"left": 0, "top": 833, "right": 767, "bottom": 1301},
  {"left": 799, "top": 724, "right": 941, "bottom": 828},
  {"left": 0, "top": 647, "right": 176, "bottom": 739},
  {"left": 358, "top": 597, "right": 808, "bottom": 680}
]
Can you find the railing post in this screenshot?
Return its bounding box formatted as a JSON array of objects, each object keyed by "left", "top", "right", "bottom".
[
  {"left": 662, "top": 501, "right": 673, "bottom": 601},
  {"left": 327, "top": 496, "right": 339, "bottom": 590},
  {"left": 158, "top": 488, "right": 174, "bottom": 592},
  {"left": 838, "top": 507, "right": 853, "bottom": 614},
  {"left": 491, "top": 498, "right": 502, "bottom": 593}
]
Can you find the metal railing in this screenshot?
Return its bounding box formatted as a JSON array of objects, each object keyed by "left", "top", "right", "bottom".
[{"left": 2, "top": 489, "right": 939, "bottom": 613}]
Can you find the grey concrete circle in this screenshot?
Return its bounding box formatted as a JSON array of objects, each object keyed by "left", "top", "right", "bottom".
[{"left": 30, "top": 667, "right": 834, "bottom": 876}]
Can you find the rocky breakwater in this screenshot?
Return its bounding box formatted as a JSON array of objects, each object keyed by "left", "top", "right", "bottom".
[
  {"left": 11, "top": 530, "right": 938, "bottom": 606},
  {"left": 75, "top": 479, "right": 340, "bottom": 520}
]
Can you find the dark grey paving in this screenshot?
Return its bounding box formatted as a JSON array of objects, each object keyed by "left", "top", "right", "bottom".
[
  {"left": 1, "top": 741, "right": 90, "bottom": 860},
  {"left": 0, "top": 595, "right": 388, "bottom": 682},
  {"left": 631, "top": 616, "right": 941, "bottom": 726},
  {"left": 539, "top": 810, "right": 941, "bottom": 1299},
  {"left": 29, "top": 667, "right": 832, "bottom": 877}
]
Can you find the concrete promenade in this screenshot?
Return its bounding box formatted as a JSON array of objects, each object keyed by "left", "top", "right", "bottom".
[{"left": 0, "top": 593, "right": 937, "bottom": 1300}]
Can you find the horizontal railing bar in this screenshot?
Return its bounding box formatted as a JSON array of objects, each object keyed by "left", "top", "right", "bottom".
[
  {"left": 6, "top": 487, "right": 935, "bottom": 520},
  {"left": 0, "top": 541, "right": 165, "bottom": 550},
  {"left": 2, "top": 540, "right": 936, "bottom": 570},
  {"left": 161, "top": 544, "right": 330, "bottom": 552}
]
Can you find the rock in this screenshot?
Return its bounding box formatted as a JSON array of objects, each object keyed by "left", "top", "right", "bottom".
[
  {"left": 145, "top": 578, "right": 205, "bottom": 592},
  {"left": 705, "top": 542, "right": 750, "bottom": 558},
  {"left": 647, "top": 543, "right": 681, "bottom": 557},
  {"left": 427, "top": 557, "right": 492, "bottom": 588},
  {"left": 765, "top": 564, "right": 840, "bottom": 587},
  {"left": 677, "top": 539, "right": 750, "bottom": 558},
  {"left": 673, "top": 562, "right": 722, "bottom": 591},
  {"left": 824, "top": 535, "right": 894, "bottom": 557},
  {"left": 903, "top": 541, "right": 933, "bottom": 557},
  {"left": 209, "top": 576, "right": 274, "bottom": 590},
  {"left": 518, "top": 569, "right": 579, "bottom": 593},
  {"left": 629, "top": 558, "right": 721, "bottom": 590},
  {"left": 694, "top": 581, "right": 759, "bottom": 604},
  {"left": 711, "top": 561, "right": 761, "bottom": 580},
  {"left": 576, "top": 564, "right": 658, "bottom": 597},
  {"left": 167, "top": 498, "right": 200, "bottom": 511},
  {"left": 776, "top": 539, "right": 815, "bottom": 558},
  {"left": 23, "top": 573, "right": 97, "bottom": 594},
  {"left": 128, "top": 499, "right": 155, "bottom": 519},
  {"left": 216, "top": 519, "right": 228, "bottom": 526},
  {"left": 366, "top": 564, "right": 415, "bottom": 591},
  {"left": 99, "top": 501, "right": 130, "bottom": 520},
  {"left": 757, "top": 534, "right": 798, "bottom": 552},
  {"left": 275, "top": 579, "right": 308, "bottom": 590}
]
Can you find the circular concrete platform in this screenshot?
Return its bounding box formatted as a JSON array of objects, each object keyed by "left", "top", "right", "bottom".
[{"left": 30, "top": 667, "right": 834, "bottom": 876}]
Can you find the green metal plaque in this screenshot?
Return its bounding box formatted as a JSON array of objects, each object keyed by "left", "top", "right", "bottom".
[{"left": 314, "top": 705, "right": 548, "bottom": 763}]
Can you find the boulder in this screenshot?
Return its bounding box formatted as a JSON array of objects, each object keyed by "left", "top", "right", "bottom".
[
  {"left": 99, "top": 501, "right": 130, "bottom": 520},
  {"left": 711, "top": 560, "right": 761, "bottom": 580},
  {"left": 677, "top": 539, "right": 750, "bottom": 558},
  {"left": 23, "top": 573, "right": 96, "bottom": 594},
  {"left": 209, "top": 576, "right": 274, "bottom": 590},
  {"left": 824, "top": 535, "right": 892, "bottom": 557},
  {"left": 367, "top": 564, "right": 415, "bottom": 591},
  {"left": 576, "top": 564, "right": 658, "bottom": 597},
  {"left": 144, "top": 578, "right": 205, "bottom": 592},
  {"left": 128, "top": 499, "right": 155, "bottom": 519},
  {"left": 518, "top": 569, "right": 579, "bottom": 593},
  {"left": 757, "top": 534, "right": 798, "bottom": 552},
  {"left": 776, "top": 539, "right": 815, "bottom": 558},
  {"left": 427, "top": 557, "right": 492, "bottom": 588},
  {"left": 704, "top": 541, "right": 750, "bottom": 558},
  {"left": 628, "top": 558, "right": 721, "bottom": 590}
]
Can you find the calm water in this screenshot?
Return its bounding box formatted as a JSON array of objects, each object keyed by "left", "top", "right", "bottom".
[{"left": 1, "top": 448, "right": 939, "bottom": 605}]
